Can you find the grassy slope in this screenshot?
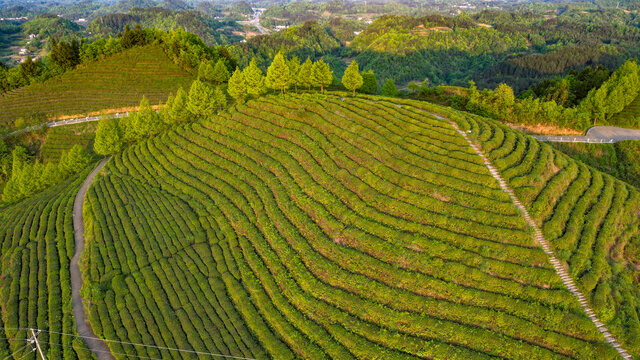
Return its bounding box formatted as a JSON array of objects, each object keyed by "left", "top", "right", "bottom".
[
  {"left": 0, "top": 168, "right": 95, "bottom": 360},
  {"left": 454, "top": 109, "right": 640, "bottom": 357},
  {"left": 0, "top": 45, "right": 194, "bottom": 129},
  {"left": 81, "top": 94, "right": 629, "bottom": 359}
]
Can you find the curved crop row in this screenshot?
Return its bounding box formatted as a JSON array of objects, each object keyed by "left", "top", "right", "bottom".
[{"left": 82, "top": 95, "right": 619, "bottom": 359}]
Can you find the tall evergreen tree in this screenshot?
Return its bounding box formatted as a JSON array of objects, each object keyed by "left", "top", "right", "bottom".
[
  {"left": 228, "top": 67, "right": 247, "bottom": 103},
  {"left": 131, "top": 96, "right": 164, "bottom": 139},
  {"left": 265, "top": 51, "right": 291, "bottom": 94},
  {"left": 121, "top": 25, "right": 135, "bottom": 49},
  {"left": 298, "top": 57, "right": 313, "bottom": 91},
  {"left": 311, "top": 58, "right": 333, "bottom": 94},
  {"left": 198, "top": 61, "right": 214, "bottom": 82},
  {"left": 342, "top": 60, "right": 363, "bottom": 96},
  {"left": 360, "top": 70, "right": 378, "bottom": 94},
  {"left": 94, "top": 117, "right": 124, "bottom": 155},
  {"left": 214, "top": 87, "right": 228, "bottom": 109},
  {"left": 381, "top": 78, "right": 398, "bottom": 96},
  {"left": 187, "top": 80, "right": 216, "bottom": 118},
  {"left": 211, "top": 59, "right": 230, "bottom": 84},
  {"left": 287, "top": 55, "right": 301, "bottom": 92},
  {"left": 244, "top": 58, "right": 266, "bottom": 97}
]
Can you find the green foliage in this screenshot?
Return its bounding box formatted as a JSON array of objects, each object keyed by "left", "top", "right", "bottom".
[
  {"left": 197, "top": 60, "right": 215, "bottom": 82},
  {"left": 243, "top": 58, "right": 266, "bottom": 97},
  {"left": 341, "top": 60, "right": 363, "bottom": 96},
  {"left": 265, "top": 51, "right": 291, "bottom": 94},
  {"left": 214, "top": 86, "right": 228, "bottom": 109},
  {"left": 287, "top": 55, "right": 301, "bottom": 92},
  {"left": 2, "top": 145, "right": 92, "bottom": 203},
  {"left": 211, "top": 58, "right": 230, "bottom": 84},
  {"left": 129, "top": 96, "right": 165, "bottom": 140},
  {"left": 187, "top": 80, "right": 217, "bottom": 119},
  {"left": 228, "top": 67, "right": 247, "bottom": 104},
  {"left": 121, "top": 24, "right": 146, "bottom": 49},
  {"left": 297, "top": 57, "right": 313, "bottom": 91},
  {"left": 311, "top": 58, "right": 333, "bottom": 94},
  {"left": 360, "top": 70, "right": 378, "bottom": 94},
  {"left": 50, "top": 37, "right": 80, "bottom": 70},
  {"left": 94, "top": 117, "right": 124, "bottom": 156},
  {"left": 163, "top": 87, "right": 190, "bottom": 124},
  {"left": 380, "top": 78, "right": 398, "bottom": 96},
  {"left": 580, "top": 60, "right": 640, "bottom": 125}
]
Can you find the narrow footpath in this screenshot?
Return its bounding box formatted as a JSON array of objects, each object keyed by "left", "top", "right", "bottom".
[
  {"left": 71, "top": 158, "right": 114, "bottom": 360},
  {"left": 448, "top": 121, "right": 633, "bottom": 359}
]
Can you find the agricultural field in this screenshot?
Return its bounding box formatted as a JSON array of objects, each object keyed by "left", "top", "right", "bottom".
[
  {"left": 549, "top": 141, "right": 640, "bottom": 188},
  {"left": 455, "top": 111, "right": 640, "bottom": 356},
  {"left": 81, "top": 94, "right": 628, "bottom": 359},
  {"left": 0, "top": 168, "right": 95, "bottom": 359},
  {"left": 0, "top": 45, "right": 195, "bottom": 130},
  {"left": 39, "top": 122, "right": 97, "bottom": 163}
]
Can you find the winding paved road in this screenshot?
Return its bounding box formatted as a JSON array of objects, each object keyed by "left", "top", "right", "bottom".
[
  {"left": 251, "top": 8, "right": 267, "bottom": 35},
  {"left": 449, "top": 121, "right": 633, "bottom": 359},
  {"left": 533, "top": 126, "right": 640, "bottom": 143},
  {"left": 71, "top": 158, "right": 114, "bottom": 360}
]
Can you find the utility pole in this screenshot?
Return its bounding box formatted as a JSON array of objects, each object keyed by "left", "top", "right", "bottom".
[{"left": 29, "top": 329, "right": 46, "bottom": 360}]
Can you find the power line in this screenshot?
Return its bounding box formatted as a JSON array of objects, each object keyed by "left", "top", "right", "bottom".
[
  {"left": 14, "top": 348, "right": 35, "bottom": 360},
  {"left": 2, "top": 344, "right": 31, "bottom": 360},
  {"left": 46, "top": 342, "right": 162, "bottom": 360},
  {"left": 2, "top": 328, "right": 255, "bottom": 360}
]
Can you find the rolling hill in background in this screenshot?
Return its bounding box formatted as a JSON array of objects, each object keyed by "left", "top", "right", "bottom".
[{"left": 0, "top": 44, "right": 194, "bottom": 129}]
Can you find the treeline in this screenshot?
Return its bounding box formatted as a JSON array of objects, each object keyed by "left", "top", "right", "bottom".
[
  {"left": 1, "top": 143, "right": 92, "bottom": 203},
  {"left": 437, "top": 59, "right": 640, "bottom": 130},
  {"left": 95, "top": 51, "right": 379, "bottom": 156}
]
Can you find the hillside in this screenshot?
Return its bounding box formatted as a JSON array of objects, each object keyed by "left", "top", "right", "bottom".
[
  {"left": 455, "top": 109, "right": 640, "bottom": 355},
  {"left": 0, "top": 44, "right": 194, "bottom": 129},
  {"left": 0, "top": 168, "right": 95, "bottom": 359},
  {"left": 73, "top": 94, "right": 639, "bottom": 359}
]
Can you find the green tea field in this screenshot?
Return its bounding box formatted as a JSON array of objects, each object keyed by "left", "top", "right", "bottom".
[
  {"left": 0, "top": 168, "right": 95, "bottom": 359},
  {"left": 74, "top": 94, "right": 638, "bottom": 359},
  {"left": 0, "top": 45, "right": 194, "bottom": 130}
]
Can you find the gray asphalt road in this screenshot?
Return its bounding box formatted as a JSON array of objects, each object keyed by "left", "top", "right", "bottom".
[
  {"left": 533, "top": 126, "right": 640, "bottom": 143},
  {"left": 71, "top": 158, "right": 114, "bottom": 360}
]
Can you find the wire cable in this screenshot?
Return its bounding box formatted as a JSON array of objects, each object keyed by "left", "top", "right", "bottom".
[
  {"left": 1, "top": 328, "right": 255, "bottom": 360},
  {"left": 2, "top": 344, "right": 30, "bottom": 360}
]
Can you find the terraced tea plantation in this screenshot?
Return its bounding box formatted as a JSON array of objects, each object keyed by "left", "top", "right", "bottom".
[
  {"left": 80, "top": 94, "right": 634, "bottom": 359},
  {"left": 40, "top": 122, "right": 97, "bottom": 162},
  {"left": 456, "top": 111, "right": 640, "bottom": 357},
  {"left": 0, "top": 45, "right": 194, "bottom": 129},
  {"left": 0, "top": 170, "right": 94, "bottom": 359}
]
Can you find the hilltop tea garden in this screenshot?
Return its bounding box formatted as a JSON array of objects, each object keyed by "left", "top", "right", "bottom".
[{"left": 22, "top": 94, "right": 627, "bottom": 360}]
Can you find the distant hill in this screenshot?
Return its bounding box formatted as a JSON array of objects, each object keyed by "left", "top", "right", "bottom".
[{"left": 0, "top": 44, "right": 194, "bottom": 129}]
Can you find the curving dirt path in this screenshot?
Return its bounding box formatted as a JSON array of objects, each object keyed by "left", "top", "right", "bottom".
[
  {"left": 71, "top": 158, "right": 114, "bottom": 360},
  {"left": 448, "top": 121, "right": 633, "bottom": 360}
]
